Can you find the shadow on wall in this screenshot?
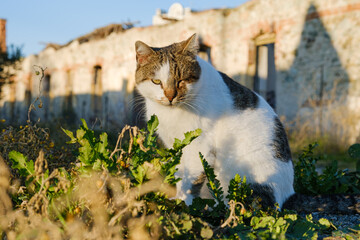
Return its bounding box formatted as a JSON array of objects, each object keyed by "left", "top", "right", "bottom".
[
  {"left": 281, "top": 4, "right": 349, "bottom": 113},
  {"left": 279, "top": 4, "right": 355, "bottom": 148},
  {"left": 226, "top": 3, "right": 354, "bottom": 148}
]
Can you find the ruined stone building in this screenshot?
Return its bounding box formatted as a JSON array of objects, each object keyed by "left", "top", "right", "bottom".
[{"left": 0, "top": 0, "right": 360, "bottom": 143}]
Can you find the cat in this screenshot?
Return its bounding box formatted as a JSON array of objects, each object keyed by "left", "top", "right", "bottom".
[{"left": 134, "top": 34, "right": 295, "bottom": 208}]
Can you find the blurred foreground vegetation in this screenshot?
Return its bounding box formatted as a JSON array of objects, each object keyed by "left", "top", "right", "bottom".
[{"left": 0, "top": 113, "right": 359, "bottom": 239}]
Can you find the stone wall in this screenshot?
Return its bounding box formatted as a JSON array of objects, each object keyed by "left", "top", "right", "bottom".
[
  {"left": 1, "top": 0, "right": 360, "bottom": 141},
  {"left": 0, "top": 19, "right": 6, "bottom": 54}
]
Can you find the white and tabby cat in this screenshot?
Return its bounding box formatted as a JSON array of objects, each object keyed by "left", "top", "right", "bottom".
[{"left": 134, "top": 34, "right": 294, "bottom": 208}]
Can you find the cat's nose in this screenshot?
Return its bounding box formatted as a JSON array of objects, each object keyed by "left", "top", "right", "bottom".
[{"left": 164, "top": 89, "right": 177, "bottom": 102}]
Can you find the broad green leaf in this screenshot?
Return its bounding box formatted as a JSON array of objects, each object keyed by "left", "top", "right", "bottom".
[
  {"left": 79, "top": 141, "right": 93, "bottom": 165},
  {"left": 62, "top": 127, "right": 76, "bottom": 143},
  {"left": 80, "top": 118, "right": 88, "bottom": 129},
  {"left": 92, "top": 159, "right": 102, "bottom": 170},
  {"left": 182, "top": 220, "right": 192, "bottom": 231},
  {"left": 131, "top": 165, "right": 146, "bottom": 184},
  {"left": 98, "top": 132, "right": 108, "bottom": 154},
  {"left": 147, "top": 114, "right": 159, "bottom": 135},
  {"left": 200, "top": 227, "right": 213, "bottom": 239},
  {"left": 318, "top": 218, "right": 337, "bottom": 230},
  {"left": 319, "top": 218, "right": 331, "bottom": 228},
  {"left": 252, "top": 216, "right": 275, "bottom": 229},
  {"left": 173, "top": 138, "right": 182, "bottom": 150},
  {"left": 145, "top": 116, "right": 158, "bottom": 147},
  {"left": 76, "top": 128, "right": 86, "bottom": 140},
  {"left": 250, "top": 216, "right": 260, "bottom": 227},
  {"left": 284, "top": 214, "right": 297, "bottom": 221},
  {"left": 9, "top": 151, "right": 34, "bottom": 176},
  {"left": 173, "top": 129, "right": 202, "bottom": 150},
  {"left": 274, "top": 217, "right": 287, "bottom": 227},
  {"left": 182, "top": 128, "right": 202, "bottom": 146},
  {"left": 145, "top": 115, "right": 159, "bottom": 147}
]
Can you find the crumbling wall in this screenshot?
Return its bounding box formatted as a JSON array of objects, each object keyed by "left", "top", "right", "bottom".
[{"left": 1, "top": 0, "right": 359, "bottom": 142}]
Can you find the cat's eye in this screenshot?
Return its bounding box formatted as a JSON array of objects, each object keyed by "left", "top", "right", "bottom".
[{"left": 151, "top": 79, "right": 161, "bottom": 85}]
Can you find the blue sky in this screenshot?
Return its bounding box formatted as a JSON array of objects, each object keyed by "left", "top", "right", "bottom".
[{"left": 1, "top": 0, "right": 248, "bottom": 56}]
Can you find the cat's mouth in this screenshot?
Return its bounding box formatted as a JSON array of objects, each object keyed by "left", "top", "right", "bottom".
[
  {"left": 158, "top": 98, "right": 179, "bottom": 107},
  {"left": 157, "top": 96, "right": 193, "bottom": 109},
  {"left": 163, "top": 101, "right": 177, "bottom": 107}
]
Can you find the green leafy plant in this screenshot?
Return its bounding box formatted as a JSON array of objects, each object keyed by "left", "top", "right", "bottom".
[
  {"left": 62, "top": 118, "right": 114, "bottom": 172},
  {"left": 199, "top": 153, "right": 225, "bottom": 207},
  {"left": 8, "top": 149, "right": 71, "bottom": 210},
  {"left": 123, "top": 115, "right": 202, "bottom": 186},
  {"left": 348, "top": 143, "right": 360, "bottom": 171},
  {"left": 227, "top": 174, "right": 253, "bottom": 206},
  {"left": 9, "top": 151, "right": 35, "bottom": 183},
  {"left": 1, "top": 116, "right": 359, "bottom": 239},
  {"left": 294, "top": 143, "right": 360, "bottom": 194}
]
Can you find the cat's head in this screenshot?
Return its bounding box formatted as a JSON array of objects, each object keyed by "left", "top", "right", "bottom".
[{"left": 135, "top": 34, "right": 201, "bottom": 107}]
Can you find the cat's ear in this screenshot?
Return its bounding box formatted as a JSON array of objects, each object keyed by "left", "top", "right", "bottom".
[
  {"left": 135, "top": 41, "right": 154, "bottom": 65},
  {"left": 179, "top": 34, "right": 199, "bottom": 55}
]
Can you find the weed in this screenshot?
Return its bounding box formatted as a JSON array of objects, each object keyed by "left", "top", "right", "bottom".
[
  {"left": 0, "top": 116, "right": 359, "bottom": 239},
  {"left": 294, "top": 143, "right": 360, "bottom": 195}
]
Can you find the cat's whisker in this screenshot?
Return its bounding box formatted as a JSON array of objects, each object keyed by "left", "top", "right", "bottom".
[
  {"left": 180, "top": 101, "right": 197, "bottom": 113},
  {"left": 185, "top": 96, "right": 207, "bottom": 111},
  {"left": 129, "top": 96, "right": 145, "bottom": 106},
  {"left": 128, "top": 96, "right": 145, "bottom": 107},
  {"left": 127, "top": 95, "right": 148, "bottom": 126},
  {"left": 181, "top": 101, "right": 202, "bottom": 115},
  {"left": 134, "top": 106, "right": 147, "bottom": 125},
  {"left": 130, "top": 101, "right": 145, "bottom": 110}
]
